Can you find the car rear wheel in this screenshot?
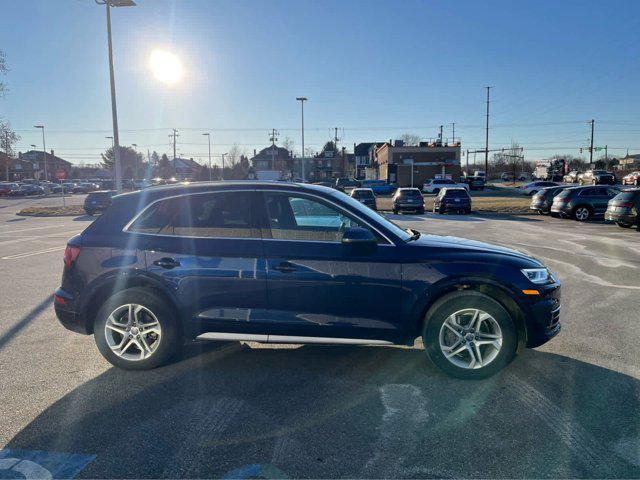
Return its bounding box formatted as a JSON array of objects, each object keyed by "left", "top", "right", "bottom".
[
  {"left": 422, "top": 291, "right": 517, "bottom": 379},
  {"left": 94, "top": 288, "right": 181, "bottom": 370},
  {"left": 616, "top": 222, "right": 631, "bottom": 228},
  {"left": 574, "top": 206, "right": 591, "bottom": 221}
]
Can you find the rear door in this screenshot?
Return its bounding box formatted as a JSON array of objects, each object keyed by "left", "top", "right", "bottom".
[
  {"left": 126, "top": 190, "right": 269, "bottom": 335},
  {"left": 257, "top": 190, "right": 403, "bottom": 342},
  {"left": 592, "top": 187, "right": 612, "bottom": 214}
]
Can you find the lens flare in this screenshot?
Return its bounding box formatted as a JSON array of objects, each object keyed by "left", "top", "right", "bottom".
[{"left": 149, "top": 49, "right": 183, "bottom": 85}]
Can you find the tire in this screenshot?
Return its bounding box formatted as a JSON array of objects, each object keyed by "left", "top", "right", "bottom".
[
  {"left": 617, "top": 222, "right": 631, "bottom": 228},
  {"left": 393, "top": 209, "right": 398, "bottom": 215},
  {"left": 573, "top": 205, "right": 592, "bottom": 222},
  {"left": 418, "top": 208, "right": 425, "bottom": 214},
  {"left": 635, "top": 179, "right": 639, "bottom": 187},
  {"left": 422, "top": 291, "right": 518, "bottom": 380},
  {"left": 592, "top": 179, "right": 596, "bottom": 185},
  {"left": 94, "top": 287, "right": 181, "bottom": 370},
  {"left": 433, "top": 188, "right": 440, "bottom": 195}
]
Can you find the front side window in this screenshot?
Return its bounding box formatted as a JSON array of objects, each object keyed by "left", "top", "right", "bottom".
[
  {"left": 263, "top": 193, "right": 376, "bottom": 243},
  {"left": 128, "top": 192, "right": 258, "bottom": 238}
]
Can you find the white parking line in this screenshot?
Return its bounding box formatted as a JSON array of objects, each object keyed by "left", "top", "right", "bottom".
[
  {"left": 0, "top": 230, "right": 82, "bottom": 246},
  {"left": 2, "top": 246, "right": 66, "bottom": 260},
  {"left": 0, "top": 225, "right": 75, "bottom": 235}
]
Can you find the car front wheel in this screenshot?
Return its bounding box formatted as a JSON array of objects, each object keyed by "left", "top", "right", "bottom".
[
  {"left": 422, "top": 291, "right": 517, "bottom": 379},
  {"left": 94, "top": 288, "right": 181, "bottom": 370}
]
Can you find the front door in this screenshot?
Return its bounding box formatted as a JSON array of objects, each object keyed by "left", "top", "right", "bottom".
[
  {"left": 125, "top": 190, "right": 269, "bottom": 336},
  {"left": 257, "top": 191, "right": 403, "bottom": 342}
]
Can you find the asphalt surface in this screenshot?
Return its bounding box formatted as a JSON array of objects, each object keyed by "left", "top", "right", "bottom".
[{"left": 1, "top": 195, "right": 639, "bottom": 478}]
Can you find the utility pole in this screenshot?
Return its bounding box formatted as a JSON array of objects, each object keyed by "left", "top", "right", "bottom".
[
  {"left": 169, "top": 129, "right": 179, "bottom": 172},
  {"left": 202, "top": 133, "right": 212, "bottom": 181},
  {"left": 589, "top": 119, "right": 595, "bottom": 165},
  {"left": 221, "top": 153, "right": 227, "bottom": 180},
  {"left": 465, "top": 149, "right": 469, "bottom": 174},
  {"left": 269, "top": 129, "right": 278, "bottom": 170},
  {"left": 132, "top": 143, "right": 138, "bottom": 180},
  {"left": 439, "top": 125, "right": 443, "bottom": 144},
  {"left": 484, "top": 86, "right": 492, "bottom": 176},
  {"left": 452, "top": 122, "right": 455, "bottom": 145}
]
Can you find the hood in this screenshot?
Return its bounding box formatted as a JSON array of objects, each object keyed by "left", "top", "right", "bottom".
[{"left": 409, "top": 233, "right": 543, "bottom": 266}]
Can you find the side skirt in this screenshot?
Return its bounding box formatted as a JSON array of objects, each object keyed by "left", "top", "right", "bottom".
[{"left": 196, "top": 332, "right": 394, "bottom": 345}]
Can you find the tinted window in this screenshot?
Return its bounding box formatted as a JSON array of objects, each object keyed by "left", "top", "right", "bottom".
[
  {"left": 443, "top": 189, "right": 469, "bottom": 198},
  {"left": 352, "top": 190, "right": 374, "bottom": 199},
  {"left": 613, "top": 191, "right": 639, "bottom": 202},
  {"left": 556, "top": 189, "right": 574, "bottom": 198},
  {"left": 593, "top": 187, "right": 608, "bottom": 196},
  {"left": 128, "top": 192, "right": 258, "bottom": 238},
  {"left": 264, "top": 193, "right": 374, "bottom": 243},
  {"left": 398, "top": 189, "right": 422, "bottom": 197}
]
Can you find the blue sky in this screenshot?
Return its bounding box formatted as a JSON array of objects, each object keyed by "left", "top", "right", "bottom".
[{"left": 1, "top": 0, "right": 639, "bottom": 166}]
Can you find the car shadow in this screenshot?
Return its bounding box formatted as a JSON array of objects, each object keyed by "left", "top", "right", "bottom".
[
  {"left": 73, "top": 215, "right": 95, "bottom": 222},
  {"left": 6, "top": 343, "right": 640, "bottom": 478}
]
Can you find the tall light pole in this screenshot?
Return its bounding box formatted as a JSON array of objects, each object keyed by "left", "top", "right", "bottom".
[
  {"left": 296, "top": 97, "right": 307, "bottom": 182},
  {"left": 95, "top": 0, "right": 136, "bottom": 192},
  {"left": 33, "top": 125, "right": 47, "bottom": 181},
  {"left": 202, "top": 133, "right": 212, "bottom": 181}
]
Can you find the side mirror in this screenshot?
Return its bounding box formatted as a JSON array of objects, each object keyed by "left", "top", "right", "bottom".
[{"left": 341, "top": 227, "right": 377, "bottom": 246}]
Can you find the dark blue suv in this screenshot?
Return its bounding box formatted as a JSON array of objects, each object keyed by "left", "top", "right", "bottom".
[{"left": 54, "top": 182, "right": 561, "bottom": 379}]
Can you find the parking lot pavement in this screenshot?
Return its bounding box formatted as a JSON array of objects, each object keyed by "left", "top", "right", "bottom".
[
  {"left": 0, "top": 194, "right": 86, "bottom": 217},
  {"left": 1, "top": 211, "right": 639, "bottom": 478}
]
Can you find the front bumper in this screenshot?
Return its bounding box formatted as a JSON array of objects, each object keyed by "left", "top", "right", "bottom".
[{"left": 522, "top": 283, "right": 562, "bottom": 348}]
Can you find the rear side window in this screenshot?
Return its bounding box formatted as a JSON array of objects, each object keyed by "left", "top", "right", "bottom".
[
  {"left": 613, "top": 191, "right": 638, "bottom": 202},
  {"left": 127, "top": 192, "right": 258, "bottom": 238},
  {"left": 556, "top": 189, "right": 574, "bottom": 198}
]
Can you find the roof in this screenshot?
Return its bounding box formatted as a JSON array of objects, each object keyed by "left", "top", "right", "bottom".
[{"left": 354, "top": 142, "right": 384, "bottom": 156}]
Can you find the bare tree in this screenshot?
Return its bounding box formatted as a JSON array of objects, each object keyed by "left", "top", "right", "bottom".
[
  {"left": 0, "top": 120, "right": 21, "bottom": 156},
  {"left": 226, "top": 144, "right": 245, "bottom": 166},
  {"left": 282, "top": 136, "right": 295, "bottom": 154},
  {"left": 400, "top": 133, "right": 421, "bottom": 146}
]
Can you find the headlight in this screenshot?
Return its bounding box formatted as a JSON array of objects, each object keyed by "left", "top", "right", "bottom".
[{"left": 521, "top": 268, "right": 551, "bottom": 284}]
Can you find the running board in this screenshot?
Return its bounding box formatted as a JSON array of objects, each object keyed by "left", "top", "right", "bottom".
[{"left": 196, "top": 332, "right": 393, "bottom": 345}]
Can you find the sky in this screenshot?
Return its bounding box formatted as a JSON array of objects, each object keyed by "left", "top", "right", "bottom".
[{"left": 1, "top": 0, "right": 639, "bottom": 167}]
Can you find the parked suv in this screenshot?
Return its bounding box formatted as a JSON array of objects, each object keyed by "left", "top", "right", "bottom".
[
  {"left": 349, "top": 187, "right": 377, "bottom": 210},
  {"left": 84, "top": 190, "right": 117, "bottom": 215},
  {"left": 529, "top": 185, "right": 571, "bottom": 215},
  {"left": 432, "top": 187, "right": 471, "bottom": 214},
  {"left": 578, "top": 169, "right": 616, "bottom": 185},
  {"left": 550, "top": 185, "right": 620, "bottom": 221},
  {"left": 392, "top": 187, "right": 425, "bottom": 214},
  {"left": 422, "top": 178, "right": 468, "bottom": 194},
  {"left": 54, "top": 182, "right": 561, "bottom": 379},
  {"left": 605, "top": 189, "right": 640, "bottom": 229}
]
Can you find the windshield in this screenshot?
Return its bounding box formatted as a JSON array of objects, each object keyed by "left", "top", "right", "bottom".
[{"left": 332, "top": 191, "right": 411, "bottom": 241}]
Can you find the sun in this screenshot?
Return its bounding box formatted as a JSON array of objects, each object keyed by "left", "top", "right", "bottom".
[{"left": 149, "top": 49, "right": 183, "bottom": 85}]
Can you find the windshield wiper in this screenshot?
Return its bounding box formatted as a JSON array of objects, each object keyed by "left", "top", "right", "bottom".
[{"left": 405, "top": 228, "right": 421, "bottom": 242}]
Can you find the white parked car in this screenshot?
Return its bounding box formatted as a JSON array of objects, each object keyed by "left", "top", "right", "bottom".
[
  {"left": 519, "top": 181, "right": 559, "bottom": 196},
  {"left": 422, "top": 178, "right": 469, "bottom": 194}
]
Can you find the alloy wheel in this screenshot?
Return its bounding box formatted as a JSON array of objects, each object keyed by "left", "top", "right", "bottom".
[
  {"left": 438, "top": 308, "right": 503, "bottom": 370},
  {"left": 104, "top": 304, "right": 162, "bottom": 361},
  {"left": 575, "top": 207, "right": 590, "bottom": 221}
]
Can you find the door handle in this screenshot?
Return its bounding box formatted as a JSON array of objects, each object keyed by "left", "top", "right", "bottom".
[
  {"left": 272, "top": 262, "right": 297, "bottom": 273},
  {"left": 153, "top": 257, "right": 181, "bottom": 269}
]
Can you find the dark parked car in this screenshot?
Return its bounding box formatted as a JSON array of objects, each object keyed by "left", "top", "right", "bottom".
[
  {"left": 0, "top": 182, "right": 20, "bottom": 195},
  {"left": 8, "top": 184, "right": 45, "bottom": 196},
  {"left": 432, "top": 187, "right": 471, "bottom": 214},
  {"left": 550, "top": 185, "right": 620, "bottom": 221},
  {"left": 529, "top": 185, "right": 572, "bottom": 215},
  {"left": 578, "top": 169, "right": 616, "bottom": 185},
  {"left": 605, "top": 189, "right": 640, "bottom": 229},
  {"left": 84, "top": 190, "right": 117, "bottom": 215},
  {"left": 349, "top": 187, "right": 377, "bottom": 210},
  {"left": 54, "top": 182, "right": 561, "bottom": 379},
  {"left": 392, "top": 187, "right": 425, "bottom": 214},
  {"left": 461, "top": 174, "right": 485, "bottom": 191},
  {"left": 334, "top": 177, "right": 360, "bottom": 192}
]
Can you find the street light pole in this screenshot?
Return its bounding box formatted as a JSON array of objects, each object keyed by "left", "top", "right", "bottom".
[
  {"left": 221, "top": 153, "right": 227, "bottom": 180},
  {"left": 34, "top": 125, "right": 47, "bottom": 181},
  {"left": 96, "top": 0, "right": 136, "bottom": 192},
  {"left": 202, "top": 133, "right": 212, "bottom": 181},
  {"left": 296, "top": 97, "right": 307, "bottom": 182}
]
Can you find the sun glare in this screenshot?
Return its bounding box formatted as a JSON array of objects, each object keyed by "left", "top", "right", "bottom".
[{"left": 149, "top": 49, "right": 183, "bottom": 85}]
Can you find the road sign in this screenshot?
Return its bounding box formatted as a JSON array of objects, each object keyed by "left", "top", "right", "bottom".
[{"left": 55, "top": 170, "right": 66, "bottom": 180}]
